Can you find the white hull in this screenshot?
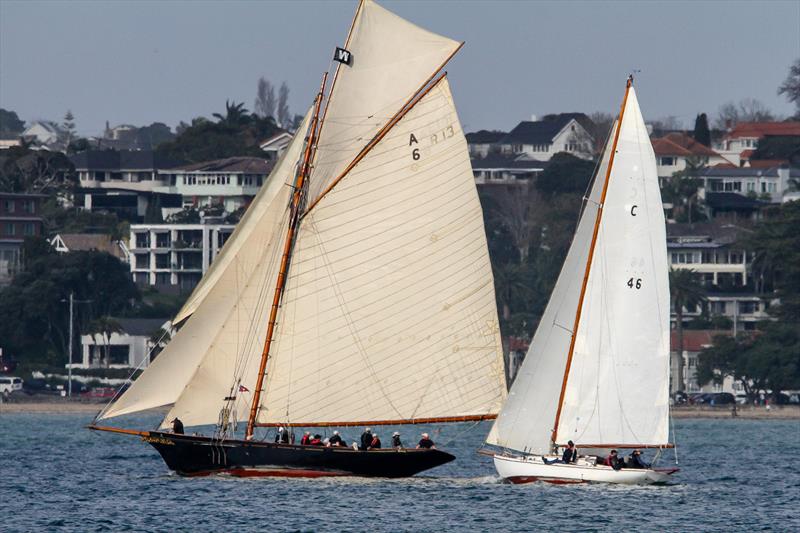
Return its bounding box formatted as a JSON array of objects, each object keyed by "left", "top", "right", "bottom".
[{"left": 493, "top": 454, "right": 677, "bottom": 485}]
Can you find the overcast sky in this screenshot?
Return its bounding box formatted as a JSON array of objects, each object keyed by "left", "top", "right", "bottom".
[{"left": 1, "top": 0, "right": 798, "bottom": 136}]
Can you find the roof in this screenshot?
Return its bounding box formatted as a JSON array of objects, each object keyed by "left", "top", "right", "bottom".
[
  {"left": 114, "top": 318, "right": 169, "bottom": 337},
  {"left": 470, "top": 153, "right": 548, "bottom": 170},
  {"left": 466, "top": 130, "right": 507, "bottom": 144},
  {"left": 699, "top": 165, "right": 798, "bottom": 178},
  {"left": 651, "top": 132, "right": 719, "bottom": 158},
  {"left": 705, "top": 192, "right": 767, "bottom": 210},
  {"left": 748, "top": 159, "right": 790, "bottom": 169},
  {"left": 170, "top": 156, "right": 274, "bottom": 174},
  {"left": 70, "top": 150, "right": 181, "bottom": 171},
  {"left": 727, "top": 121, "right": 800, "bottom": 139},
  {"left": 670, "top": 330, "right": 729, "bottom": 352},
  {"left": 259, "top": 131, "right": 292, "bottom": 149},
  {"left": 499, "top": 113, "right": 591, "bottom": 146},
  {"left": 52, "top": 233, "right": 126, "bottom": 259},
  {"left": 666, "top": 222, "right": 749, "bottom": 244}
]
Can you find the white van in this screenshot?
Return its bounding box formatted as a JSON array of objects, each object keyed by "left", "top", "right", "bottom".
[{"left": 0, "top": 376, "right": 23, "bottom": 394}]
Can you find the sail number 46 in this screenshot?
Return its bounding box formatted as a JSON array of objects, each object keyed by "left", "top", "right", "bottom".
[{"left": 627, "top": 278, "right": 642, "bottom": 289}]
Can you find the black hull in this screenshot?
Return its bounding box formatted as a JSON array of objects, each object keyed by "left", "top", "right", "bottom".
[{"left": 143, "top": 432, "right": 455, "bottom": 478}]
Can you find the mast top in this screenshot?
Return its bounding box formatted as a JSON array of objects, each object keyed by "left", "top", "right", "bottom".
[{"left": 627, "top": 74, "right": 634, "bottom": 87}]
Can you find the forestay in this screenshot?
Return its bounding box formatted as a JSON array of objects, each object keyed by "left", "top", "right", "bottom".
[
  {"left": 307, "top": 0, "right": 462, "bottom": 206},
  {"left": 96, "top": 111, "right": 312, "bottom": 422},
  {"left": 257, "top": 77, "right": 507, "bottom": 425},
  {"left": 487, "top": 86, "right": 669, "bottom": 453}
]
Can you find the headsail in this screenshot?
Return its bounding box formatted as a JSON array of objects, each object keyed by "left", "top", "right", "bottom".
[
  {"left": 257, "top": 77, "right": 506, "bottom": 426},
  {"left": 307, "top": 0, "right": 462, "bottom": 206},
  {"left": 96, "top": 109, "right": 313, "bottom": 421},
  {"left": 487, "top": 84, "right": 669, "bottom": 453}
]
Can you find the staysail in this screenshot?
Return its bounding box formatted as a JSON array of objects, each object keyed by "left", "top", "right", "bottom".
[
  {"left": 96, "top": 110, "right": 313, "bottom": 421},
  {"left": 487, "top": 84, "right": 669, "bottom": 453}
]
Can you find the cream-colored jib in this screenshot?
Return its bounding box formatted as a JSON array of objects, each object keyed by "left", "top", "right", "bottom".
[
  {"left": 307, "top": 0, "right": 462, "bottom": 206},
  {"left": 97, "top": 110, "right": 312, "bottom": 421},
  {"left": 257, "top": 78, "right": 506, "bottom": 425}
]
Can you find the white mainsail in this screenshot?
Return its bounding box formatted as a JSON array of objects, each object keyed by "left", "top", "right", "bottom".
[
  {"left": 96, "top": 110, "right": 312, "bottom": 421},
  {"left": 258, "top": 77, "right": 506, "bottom": 425},
  {"left": 307, "top": 0, "right": 462, "bottom": 206},
  {"left": 487, "top": 85, "right": 669, "bottom": 453}
]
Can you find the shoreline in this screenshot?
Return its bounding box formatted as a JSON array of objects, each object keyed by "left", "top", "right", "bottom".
[{"left": 2, "top": 401, "right": 799, "bottom": 419}]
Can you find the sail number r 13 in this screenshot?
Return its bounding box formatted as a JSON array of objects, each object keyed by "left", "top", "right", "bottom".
[{"left": 627, "top": 277, "right": 642, "bottom": 289}]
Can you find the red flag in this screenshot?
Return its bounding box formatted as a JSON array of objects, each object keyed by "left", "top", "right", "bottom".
[{"left": 239, "top": 385, "right": 250, "bottom": 393}]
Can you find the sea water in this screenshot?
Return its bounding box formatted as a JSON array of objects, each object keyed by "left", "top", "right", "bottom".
[{"left": 1, "top": 413, "right": 797, "bottom": 532}]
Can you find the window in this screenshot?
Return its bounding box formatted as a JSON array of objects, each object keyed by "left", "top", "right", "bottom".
[
  {"left": 4, "top": 223, "right": 15, "bottom": 236},
  {"left": 660, "top": 157, "right": 676, "bottom": 166},
  {"left": 729, "top": 251, "right": 743, "bottom": 263},
  {"left": 23, "top": 222, "right": 35, "bottom": 236},
  {"left": 746, "top": 182, "right": 755, "bottom": 192},
  {"left": 723, "top": 181, "right": 741, "bottom": 192},
  {"left": 768, "top": 182, "right": 776, "bottom": 193},
  {"left": 4, "top": 200, "right": 15, "bottom": 213},
  {"left": 22, "top": 200, "right": 35, "bottom": 214},
  {"left": 738, "top": 301, "right": 758, "bottom": 314}
]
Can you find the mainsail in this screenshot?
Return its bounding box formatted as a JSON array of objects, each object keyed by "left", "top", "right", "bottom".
[
  {"left": 487, "top": 84, "right": 670, "bottom": 454},
  {"left": 99, "top": 0, "right": 506, "bottom": 430}
]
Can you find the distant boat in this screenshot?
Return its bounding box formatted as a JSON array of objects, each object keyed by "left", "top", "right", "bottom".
[
  {"left": 484, "top": 78, "right": 679, "bottom": 485},
  {"left": 89, "top": 0, "right": 506, "bottom": 478}
]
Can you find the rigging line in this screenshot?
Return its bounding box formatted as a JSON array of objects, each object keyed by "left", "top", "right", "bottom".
[
  {"left": 304, "top": 215, "right": 407, "bottom": 421},
  {"left": 93, "top": 327, "right": 171, "bottom": 423},
  {"left": 303, "top": 43, "right": 463, "bottom": 217},
  {"left": 551, "top": 77, "right": 633, "bottom": 449}
]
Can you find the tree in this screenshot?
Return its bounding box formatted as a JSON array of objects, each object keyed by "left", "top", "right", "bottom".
[
  {"left": 255, "top": 77, "right": 276, "bottom": 120},
  {"left": 277, "top": 82, "right": 290, "bottom": 128},
  {"left": 0, "top": 108, "right": 25, "bottom": 134},
  {"left": 213, "top": 100, "right": 251, "bottom": 127},
  {"left": 752, "top": 135, "right": 800, "bottom": 164},
  {"left": 0, "top": 146, "right": 75, "bottom": 193},
  {"left": 714, "top": 98, "right": 775, "bottom": 129},
  {"left": 778, "top": 58, "right": 800, "bottom": 118},
  {"left": 661, "top": 157, "right": 707, "bottom": 223},
  {"left": 61, "top": 110, "right": 76, "bottom": 148},
  {"left": 490, "top": 186, "right": 537, "bottom": 263},
  {"left": 135, "top": 122, "right": 175, "bottom": 149},
  {"left": 669, "top": 268, "right": 707, "bottom": 392},
  {"left": 692, "top": 113, "right": 711, "bottom": 147},
  {"left": 535, "top": 152, "right": 594, "bottom": 196}
]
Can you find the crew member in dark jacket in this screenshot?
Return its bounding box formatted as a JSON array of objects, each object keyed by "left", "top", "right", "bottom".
[
  {"left": 391, "top": 431, "right": 403, "bottom": 448},
  {"left": 275, "top": 426, "right": 290, "bottom": 444},
  {"left": 171, "top": 418, "right": 184, "bottom": 435},
  {"left": 627, "top": 449, "right": 649, "bottom": 469},
  {"left": 604, "top": 449, "right": 623, "bottom": 470},
  {"left": 359, "top": 427, "right": 373, "bottom": 451},
  {"left": 329, "top": 431, "right": 343, "bottom": 447},
  {"left": 417, "top": 433, "right": 435, "bottom": 449},
  {"left": 562, "top": 440, "right": 578, "bottom": 464}
]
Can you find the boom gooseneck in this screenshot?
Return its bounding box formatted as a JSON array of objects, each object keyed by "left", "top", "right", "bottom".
[
  {"left": 245, "top": 73, "right": 328, "bottom": 440},
  {"left": 549, "top": 76, "right": 633, "bottom": 450}
]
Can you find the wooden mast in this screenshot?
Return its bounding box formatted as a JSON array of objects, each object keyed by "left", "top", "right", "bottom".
[
  {"left": 550, "top": 76, "right": 633, "bottom": 449},
  {"left": 245, "top": 72, "right": 328, "bottom": 440}
]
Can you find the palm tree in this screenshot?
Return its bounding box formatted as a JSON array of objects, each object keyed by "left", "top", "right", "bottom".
[
  {"left": 669, "top": 268, "right": 707, "bottom": 392},
  {"left": 212, "top": 100, "right": 251, "bottom": 127},
  {"left": 87, "top": 316, "right": 123, "bottom": 368}
]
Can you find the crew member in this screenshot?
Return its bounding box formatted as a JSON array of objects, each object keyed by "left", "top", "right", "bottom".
[
  {"left": 359, "top": 427, "right": 373, "bottom": 451},
  {"left": 417, "top": 433, "right": 435, "bottom": 449},
  {"left": 171, "top": 417, "right": 184, "bottom": 435},
  {"left": 300, "top": 431, "right": 312, "bottom": 445},
  {"left": 310, "top": 434, "right": 323, "bottom": 446},
  {"left": 329, "top": 431, "right": 344, "bottom": 447},
  {"left": 275, "top": 426, "right": 290, "bottom": 444},
  {"left": 604, "top": 449, "right": 623, "bottom": 470},
  {"left": 391, "top": 431, "right": 403, "bottom": 448},
  {"left": 562, "top": 440, "right": 577, "bottom": 464},
  {"left": 627, "top": 449, "right": 649, "bottom": 469},
  {"left": 368, "top": 434, "right": 382, "bottom": 450}
]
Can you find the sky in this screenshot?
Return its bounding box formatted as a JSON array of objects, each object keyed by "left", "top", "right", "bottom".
[{"left": 1, "top": 0, "right": 798, "bottom": 137}]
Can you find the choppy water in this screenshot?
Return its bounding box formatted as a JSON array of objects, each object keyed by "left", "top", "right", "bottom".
[{"left": 1, "top": 412, "right": 798, "bottom": 532}]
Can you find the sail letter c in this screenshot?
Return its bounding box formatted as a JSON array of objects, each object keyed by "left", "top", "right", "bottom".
[{"left": 630, "top": 205, "right": 638, "bottom": 216}]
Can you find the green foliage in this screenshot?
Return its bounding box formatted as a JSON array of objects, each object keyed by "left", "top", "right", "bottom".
[
  {"left": 135, "top": 122, "right": 175, "bottom": 149},
  {"left": 0, "top": 146, "right": 76, "bottom": 193},
  {"left": 752, "top": 136, "right": 800, "bottom": 163},
  {"left": 692, "top": 113, "right": 711, "bottom": 147},
  {"left": 535, "top": 153, "right": 595, "bottom": 196},
  {"left": 0, "top": 108, "right": 25, "bottom": 134},
  {"left": 745, "top": 201, "right": 800, "bottom": 320},
  {"left": 39, "top": 199, "right": 126, "bottom": 238},
  {"left": 697, "top": 324, "right": 800, "bottom": 400},
  {"left": 165, "top": 206, "right": 200, "bottom": 223},
  {"left": 0, "top": 248, "right": 139, "bottom": 367}
]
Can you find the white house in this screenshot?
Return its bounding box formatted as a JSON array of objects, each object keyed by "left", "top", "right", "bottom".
[
  {"left": 129, "top": 222, "right": 234, "bottom": 290},
  {"left": 651, "top": 132, "right": 732, "bottom": 180},
  {"left": 716, "top": 121, "right": 800, "bottom": 165},
  {"left": 698, "top": 165, "right": 798, "bottom": 203},
  {"left": 22, "top": 121, "right": 64, "bottom": 146},
  {"left": 497, "top": 113, "right": 594, "bottom": 161},
  {"left": 78, "top": 318, "right": 169, "bottom": 369},
  {"left": 154, "top": 156, "right": 275, "bottom": 214},
  {"left": 669, "top": 330, "right": 738, "bottom": 394},
  {"left": 471, "top": 153, "right": 547, "bottom": 186},
  {"left": 259, "top": 132, "right": 293, "bottom": 159}
]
